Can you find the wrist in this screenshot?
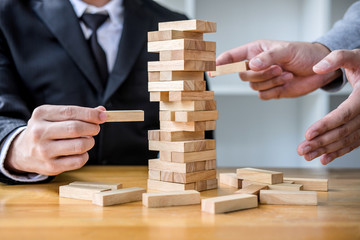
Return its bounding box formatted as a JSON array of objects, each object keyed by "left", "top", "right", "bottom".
[{"left": 4, "top": 133, "right": 26, "bottom": 174}]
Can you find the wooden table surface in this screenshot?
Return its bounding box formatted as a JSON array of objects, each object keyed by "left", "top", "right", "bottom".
[{"left": 0, "top": 166, "right": 359, "bottom": 240}]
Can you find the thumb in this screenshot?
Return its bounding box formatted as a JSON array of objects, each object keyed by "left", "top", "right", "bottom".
[
  {"left": 313, "top": 49, "right": 360, "bottom": 74},
  {"left": 249, "top": 47, "right": 291, "bottom": 71}
]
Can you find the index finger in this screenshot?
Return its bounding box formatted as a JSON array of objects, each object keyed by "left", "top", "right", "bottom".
[
  {"left": 216, "top": 41, "right": 263, "bottom": 66},
  {"left": 32, "top": 105, "right": 107, "bottom": 124}
]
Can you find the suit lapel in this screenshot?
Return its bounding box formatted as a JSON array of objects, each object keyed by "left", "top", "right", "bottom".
[
  {"left": 31, "top": 0, "right": 104, "bottom": 93},
  {"left": 103, "top": 0, "right": 152, "bottom": 103}
]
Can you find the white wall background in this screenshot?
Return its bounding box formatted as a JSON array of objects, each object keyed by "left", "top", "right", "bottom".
[{"left": 154, "top": 0, "right": 359, "bottom": 168}]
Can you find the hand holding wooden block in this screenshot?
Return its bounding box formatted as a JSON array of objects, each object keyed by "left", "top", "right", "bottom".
[{"left": 208, "top": 61, "right": 249, "bottom": 77}]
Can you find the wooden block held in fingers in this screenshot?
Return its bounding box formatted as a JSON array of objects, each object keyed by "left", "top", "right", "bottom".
[
  {"left": 149, "top": 139, "right": 215, "bottom": 152},
  {"left": 259, "top": 190, "right": 318, "bottom": 205},
  {"left": 208, "top": 61, "right": 249, "bottom": 77},
  {"left": 160, "top": 120, "right": 216, "bottom": 131},
  {"left": 148, "top": 170, "right": 161, "bottom": 180},
  {"left": 219, "top": 173, "right": 242, "bottom": 188},
  {"left": 236, "top": 168, "right": 283, "bottom": 184},
  {"left": 69, "top": 181, "right": 122, "bottom": 190},
  {"left": 148, "top": 30, "right": 203, "bottom": 42},
  {"left": 147, "top": 179, "right": 195, "bottom": 191},
  {"left": 59, "top": 185, "right": 110, "bottom": 201},
  {"left": 168, "top": 91, "right": 214, "bottom": 101},
  {"left": 160, "top": 71, "right": 204, "bottom": 81},
  {"left": 92, "top": 187, "right": 146, "bottom": 206},
  {"left": 172, "top": 150, "right": 217, "bottom": 163},
  {"left": 235, "top": 184, "right": 268, "bottom": 196},
  {"left": 202, "top": 194, "right": 258, "bottom": 214},
  {"left": 175, "top": 110, "right": 218, "bottom": 122},
  {"left": 148, "top": 80, "right": 206, "bottom": 92},
  {"left": 160, "top": 50, "right": 216, "bottom": 61},
  {"left": 104, "top": 110, "right": 144, "bottom": 122},
  {"left": 158, "top": 19, "right": 216, "bottom": 33},
  {"left": 268, "top": 183, "right": 303, "bottom": 191},
  {"left": 142, "top": 190, "right": 200, "bottom": 208},
  {"left": 160, "top": 100, "right": 216, "bottom": 111},
  {"left": 283, "top": 177, "right": 328, "bottom": 192},
  {"left": 148, "top": 39, "right": 216, "bottom": 53},
  {"left": 148, "top": 60, "right": 215, "bottom": 72},
  {"left": 150, "top": 92, "right": 169, "bottom": 102},
  {"left": 149, "top": 129, "right": 205, "bottom": 141},
  {"left": 173, "top": 169, "right": 217, "bottom": 183}
]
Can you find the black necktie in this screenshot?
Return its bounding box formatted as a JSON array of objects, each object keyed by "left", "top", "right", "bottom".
[{"left": 81, "top": 13, "right": 109, "bottom": 87}]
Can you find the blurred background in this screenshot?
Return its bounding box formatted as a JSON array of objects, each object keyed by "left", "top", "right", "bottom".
[{"left": 154, "top": 0, "right": 359, "bottom": 168}]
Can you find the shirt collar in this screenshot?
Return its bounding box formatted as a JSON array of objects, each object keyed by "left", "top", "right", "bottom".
[{"left": 69, "top": 0, "right": 124, "bottom": 26}]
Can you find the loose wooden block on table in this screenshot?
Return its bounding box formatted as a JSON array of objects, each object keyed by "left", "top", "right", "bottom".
[
  {"left": 104, "top": 110, "right": 144, "bottom": 122},
  {"left": 236, "top": 168, "right": 283, "bottom": 184},
  {"left": 148, "top": 129, "right": 205, "bottom": 141},
  {"left": 147, "top": 179, "right": 195, "bottom": 191},
  {"left": 165, "top": 149, "right": 217, "bottom": 163},
  {"left": 148, "top": 139, "right": 215, "bottom": 152},
  {"left": 202, "top": 194, "right": 258, "bottom": 214},
  {"left": 59, "top": 185, "right": 110, "bottom": 201},
  {"left": 268, "top": 183, "right": 303, "bottom": 191},
  {"left": 208, "top": 61, "right": 249, "bottom": 77},
  {"left": 92, "top": 187, "right": 146, "bottom": 207},
  {"left": 142, "top": 190, "right": 200, "bottom": 208},
  {"left": 148, "top": 80, "right": 206, "bottom": 92},
  {"left": 160, "top": 100, "right": 216, "bottom": 111},
  {"left": 148, "top": 30, "right": 203, "bottom": 42},
  {"left": 69, "top": 181, "right": 122, "bottom": 191},
  {"left": 259, "top": 190, "right": 318, "bottom": 206},
  {"left": 150, "top": 92, "right": 169, "bottom": 102},
  {"left": 148, "top": 39, "right": 216, "bottom": 53},
  {"left": 242, "top": 180, "right": 268, "bottom": 188},
  {"left": 160, "top": 50, "right": 216, "bottom": 61},
  {"left": 158, "top": 19, "right": 216, "bottom": 33},
  {"left": 219, "top": 173, "right": 242, "bottom": 188},
  {"left": 283, "top": 177, "right": 328, "bottom": 192},
  {"left": 175, "top": 110, "right": 218, "bottom": 122},
  {"left": 235, "top": 184, "right": 268, "bottom": 195},
  {"left": 160, "top": 120, "right": 216, "bottom": 131},
  {"left": 173, "top": 169, "right": 217, "bottom": 184},
  {"left": 148, "top": 60, "right": 215, "bottom": 72},
  {"left": 168, "top": 91, "right": 214, "bottom": 101}
]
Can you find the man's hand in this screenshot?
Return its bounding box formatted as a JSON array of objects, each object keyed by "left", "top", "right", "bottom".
[
  {"left": 216, "top": 40, "right": 341, "bottom": 99},
  {"left": 4, "top": 105, "right": 107, "bottom": 175},
  {"left": 297, "top": 49, "right": 360, "bottom": 164}
]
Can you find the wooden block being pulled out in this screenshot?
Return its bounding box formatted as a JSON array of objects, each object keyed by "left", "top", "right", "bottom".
[
  {"left": 69, "top": 181, "right": 122, "bottom": 190},
  {"left": 92, "top": 187, "right": 146, "bottom": 206},
  {"left": 259, "top": 190, "right": 318, "bottom": 206},
  {"left": 208, "top": 61, "right": 249, "bottom": 77},
  {"left": 202, "top": 194, "right": 258, "bottom": 214},
  {"left": 59, "top": 185, "right": 110, "bottom": 201},
  {"left": 104, "top": 110, "right": 144, "bottom": 122},
  {"left": 158, "top": 19, "right": 217, "bottom": 33},
  {"left": 219, "top": 173, "right": 242, "bottom": 188},
  {"left": 283, "top": 177, "right": 328, "bottom": 192},
  {"left": 236, "top": 168, "right": 283, "bottom": 185},
  {"left": 142, "top": 190, "right": 200, "bottom": 208}
]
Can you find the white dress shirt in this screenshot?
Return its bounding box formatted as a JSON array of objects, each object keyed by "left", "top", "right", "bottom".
[{"left": 0, "top": 0, "right": 124, "bottom": 182}]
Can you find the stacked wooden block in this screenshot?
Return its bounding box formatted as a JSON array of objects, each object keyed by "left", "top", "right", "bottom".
[{"left": 147, "top": 19, "right": 218, "bottom": 192}]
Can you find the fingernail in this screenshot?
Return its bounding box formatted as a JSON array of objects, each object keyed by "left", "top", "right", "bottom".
[
  {"left": 308, "top": 131, "right": 319, "bottom": 140},
  {"left": 281, "top": 72, "right": 292, "bottom": 80},
  {"left": 314, "top": 59, "right": 330, "bottom": 71},
  {"left": 250, "top": 58, "right": 264, "bottom": 69},
  {"left": 99, "top": 112, "right": 107, "bottom": 122}
]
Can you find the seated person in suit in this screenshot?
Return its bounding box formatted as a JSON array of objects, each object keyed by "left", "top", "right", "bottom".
[{"left": 0, "top": 0, "right": 191, "bottom": 184}]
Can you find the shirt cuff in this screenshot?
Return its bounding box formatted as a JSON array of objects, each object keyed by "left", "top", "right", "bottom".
[{"left": 0, "top": 127, "right": 49, "bottom": 182}]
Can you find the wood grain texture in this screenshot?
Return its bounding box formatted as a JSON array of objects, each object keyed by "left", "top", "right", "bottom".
[
  {"left": 149, "top": 92, "right": 169, "bottom": 102},
  {"left": 149, "top": 159, "right": 209, "bottom": 173},
  {"left": 160, "top": 100, "right": 216, "bottom": 111},
  {"left": 142, "top": 190, "right": 200, "bottom": 208},
  {"left": 219, "top": 173, "right": 242, "bottom": 188},
  {"left": 171, "top": 149, "right": 217, "bottom": 163},
  {"left": 92, "top": 187, "right": 146, "bottom": 207},
  {"left": 59, "top": 185, "right": 110, "bottom": 201},
  {"left": 158, "top": 19, "right": 216, "bottom": 33},
  {"left": 201, "top": 194, "right": 258, "bottom": 214},
  {"left": 148, "top": 39, "right": 216, "bottom": 52},
  {"left": 173, "top": 169, "right": 217, "bottom": 184},
  {"left": 208, "top": 61, "right": 249, "bottom": 77},
  {"left": 148, "top": 80, "right": 206, "bottom": 92},
  {"left": 168, "top": 91, "right": 214, "bottom": 101},
  {"left": 175, "top": 110, "right": 218, "bottom": 122},
  {"left": 148, "top": 129, "right": 205, "bottom": 141},
  {"left": 234, "top": 184, "right": 269, "bottom": 196},
  {"left": 283, "top": 177, "right": 328, "bottom": 192},
  {"left": 148, "top": 139, "right": 216, "bottom": 152},
  {"left": 69, "top": 181, "right": 122, "bottom": 191},
  {"left": 259, "top": 190, "right": 318, "bottom": 206},
  {"left": 160, "top": 50, "right": 216, "bottom": 61},
  {"left": 236, "top": 168, "right": 283, "bottom": 184},
  {"left": 148, "top": 30, "right": 203, "bottom": 42},
  {"left": 268, "top": 183, "right": 303, "bottom": 191},
  {"left": 159, "top": 71, "right": 204, "bottom": 81},
  {"left": 104, "top": 110, "right": 144, "bottom": 122},
  {"left": 148, "top": 60, "right": 215, "bottom": 72},
  {"left": 147, "top": 179, "right": 195, "bottom": 191},
  {"left": 160, "top": 120, "right": 216, "bottom": 131}
]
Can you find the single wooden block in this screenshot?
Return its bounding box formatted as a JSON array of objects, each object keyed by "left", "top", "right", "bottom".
[
  {"left": 234, "top": 184, "right": 269, "bottom": 196},
  {"left": 104, "top": 110, "right": 144, "bottom": 122},
  {"left": 160, "top": 100, "right": 216, "bottom": 111},
  {"left": 147, "top": 179, "right": 195, "bottom": 191},
  {"left": 148, "top": 129, "right": 205, "bottom": 141},
  {"left": 158, "top": 19, "right": 216, "bottom": 33},
  {"left": 201, "top": 194, "right": 258, "bottom": 214},
  {"left": 59, "top": 185, "right": 110, "bottom": 201},
  {"left": 148, "top": 139, "right": 215, "bottom": 152},
  {"left": 148, "top": 80, "right": 206, "bottom": 92},
  {"left": 148, "top": 60, "right": 215, "bottom": 72},
  {"left": 92, "top": 187, "right": 146, "bottom": 207},
  {"left": 149, "top": 92, "right": 169, "bottom": 102},
  {"left": 168, "top": 91, "right": 214, "bottom": 101},
  {"left": 149, "top": 159, "right": 205, "bottom": 173},
  {"left": 171, "top": 150, "right": 217, "bottom": 163},
  {"left": 206, "top": 178, "right": 218, "bottom": 190},
  {"left": 160, "top": 120, "right": 216, "bottom": 131},
  {"left": 160, "top": 50, "right": 216, "bottom": 61},
  {"left": 173, "top": 169, "right": 217, "bottom": 184},
  {"left": 160, "top": 171, "right": 173, "bottom": 182},
  {"left": 219, "top": 173, "right": 242, "bottom": 188},
  {"left": 175, "top": 110, "right": 218, "bottom": 122},
  {"left": 283, "top": 177, "right": 328, "bottom": 192},
  {"left": 236, "top": 168, "right": 283, "bottom": 184},
  {"left": 142, "top": 190, "right": 200, "bottom": 208},
  {"left": 159, "top": 71, "right": 204, "bottom": 81},
  {"left": 69, "top": 181, "right": 122, "bottom": 190},
  {"left": 148, "top": 170, "right": 161, "bottom": 180},
  {"left": 259, "top": 190, "right": 318, "bottom": 206},
  {"left": 159, "top": 151, "right": 172, "bottom": 161},
  {"left": 268, "top": 183, "right": 303, "bottom": 191},
  {"left": 148, "top": 72, "right": 160, "bottom": 82},
  {"left": 148, "top": 39, "right": 216, "bottom": 53},
  {"left": 205, "top": 159, "right": 217, "bottom": 170},
  {"left": 148, "top": 30, "right": 203, "bottom": 42},
  {"left": 283, "top": 180, "right": 295, "bottom": 184},
  {"left": 242, "top": 180, "right": 268, "bottom": 188},
  {"left": 208, "top": 61, "right": 249, "bottom": 77}
]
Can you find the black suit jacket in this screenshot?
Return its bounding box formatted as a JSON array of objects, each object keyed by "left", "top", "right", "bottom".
[{"left": 0, "top": 0, "right": 190, "bottom": 184}]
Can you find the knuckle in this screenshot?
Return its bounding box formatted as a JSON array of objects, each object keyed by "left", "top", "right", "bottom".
[
  {"left": 37, "top": 144, "right": 50, "bottom": 159},
  {"left": 333, "top": 50, "right": 345, "bottom": 62},
  {"left": 31, "top": 125, "right": 44, "bottom": 141},
  {"left": 66, "top": 122, "right": 80, "bottom": 135},
  {"left": 32, "top": 105, "right": 47, "bottom": 119}
]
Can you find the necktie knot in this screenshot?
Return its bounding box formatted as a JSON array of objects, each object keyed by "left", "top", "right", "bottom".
[{"left": 81, "top": 13, "right": 109, "bottom": 32}]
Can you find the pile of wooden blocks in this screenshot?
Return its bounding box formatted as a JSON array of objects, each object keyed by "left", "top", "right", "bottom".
[{"left": 147, "top": 19, "right": 219, "bottom": 192}]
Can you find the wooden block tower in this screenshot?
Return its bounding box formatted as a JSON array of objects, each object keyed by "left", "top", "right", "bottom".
[{"left": 147, "top": 19, "right": 218, "bottom": 191}]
